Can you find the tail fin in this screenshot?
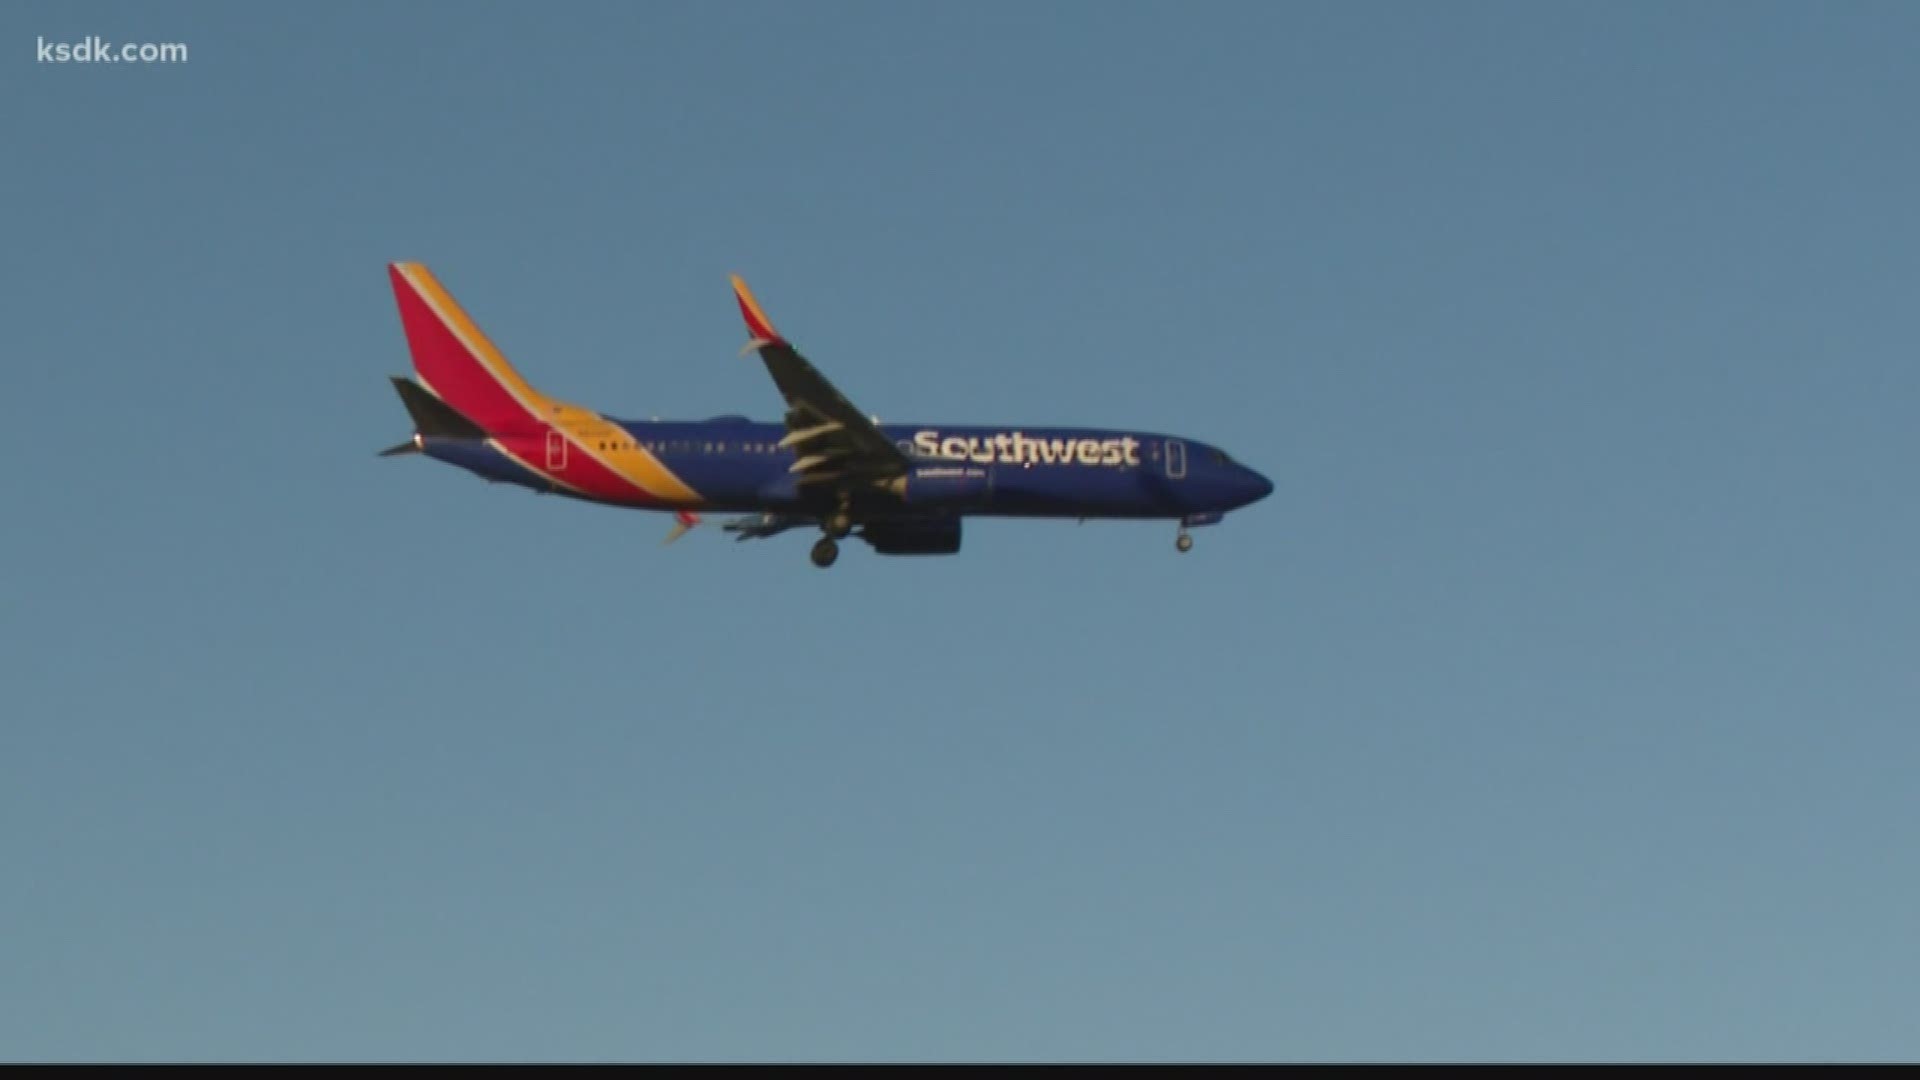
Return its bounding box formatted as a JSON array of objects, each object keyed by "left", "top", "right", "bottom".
[{"left": 387, "top": 262, "right": 554, "bottom": 433}]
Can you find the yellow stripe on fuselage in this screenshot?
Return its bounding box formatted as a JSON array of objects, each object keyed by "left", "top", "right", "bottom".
[{"left": 547, "top": 407, "right": 705, "bottom": 507}]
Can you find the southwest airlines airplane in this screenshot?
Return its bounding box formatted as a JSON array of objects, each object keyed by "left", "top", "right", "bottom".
[{"left": 378, "top": 263, "right": 1273, "bottom": 567}]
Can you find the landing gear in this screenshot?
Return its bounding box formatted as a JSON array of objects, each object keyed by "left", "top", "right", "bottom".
[
  {"left": 811, "top": 537, "right": 840, "bottom": 568},
  {"left": 812, "top": 497, "right": 852, "bottom": 568},
  {"left": 1175, "top": 512, "right": 1224, "bottom": 553},
  {"left": 824, "top": 505, "right": 853, "bottom": 539}
]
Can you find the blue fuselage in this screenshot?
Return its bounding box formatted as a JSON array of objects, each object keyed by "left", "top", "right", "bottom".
[{"left": 425, "top": 417, "right": 1273, "bottom": 522}]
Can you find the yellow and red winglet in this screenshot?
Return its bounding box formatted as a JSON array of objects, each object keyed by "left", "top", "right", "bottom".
[{"left": 730, "top": 274, "right": 784, "bottom": 345}]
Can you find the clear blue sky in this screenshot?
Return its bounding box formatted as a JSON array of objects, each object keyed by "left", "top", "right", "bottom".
[{"left": 4, "top": 0, "right": 1917, "bottom": 1063}]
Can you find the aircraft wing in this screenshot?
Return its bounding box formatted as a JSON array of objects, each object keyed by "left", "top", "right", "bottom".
[{"left": 730, "top": 276, "right": 911, "bottom": 487}]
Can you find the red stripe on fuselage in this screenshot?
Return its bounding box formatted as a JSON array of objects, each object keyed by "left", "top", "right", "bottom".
[{"left": 490, "top": 435, "right": 665, "bottom": 507}]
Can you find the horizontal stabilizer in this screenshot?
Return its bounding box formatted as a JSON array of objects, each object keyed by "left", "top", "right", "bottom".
[
  {"left": 389, "top": 377, "right": 489, "bottom": 440},
  {"left": 377, "top": 437, "right": 422, "bottom": 458}
]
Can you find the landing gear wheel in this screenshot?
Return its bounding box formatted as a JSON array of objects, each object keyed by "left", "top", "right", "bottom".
[
  {"left": 1176, "top": 532, "right": 1194, "bottom": 553},
  {"left": 811, "top": 537, "right": 840, "bottom": 568}
]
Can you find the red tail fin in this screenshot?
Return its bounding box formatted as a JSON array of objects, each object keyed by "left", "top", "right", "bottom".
[{"left": 387, "top": 263, "right": 551, "bottom": 434}]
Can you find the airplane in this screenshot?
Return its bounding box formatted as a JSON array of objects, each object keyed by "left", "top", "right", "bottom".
[{"left": 377, "top": 263, "right": 1273, "bottom": 567}]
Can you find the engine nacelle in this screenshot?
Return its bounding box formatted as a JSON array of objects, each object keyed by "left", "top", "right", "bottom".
[
  {"left": 859, "top": 518, "right": 963, "bottom": 556},
  {"left": 886, "top": 464, "right": 995, "bottom": 508}
]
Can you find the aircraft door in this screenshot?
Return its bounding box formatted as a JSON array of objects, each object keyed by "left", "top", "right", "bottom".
[
  {"left": 545, "top": 430, "right": 568, "bottom": 471},
  {"left": 1165, "top": 438, "right": 1187, "bottom": 480}
]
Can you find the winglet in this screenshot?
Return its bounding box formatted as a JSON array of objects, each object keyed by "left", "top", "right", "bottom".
[{"left": 730, "top": 274, "right": 783, "bottom": 345}]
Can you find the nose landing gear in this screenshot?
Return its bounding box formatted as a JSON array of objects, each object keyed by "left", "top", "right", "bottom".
[{"left": 1175, "top": 511, "right": 1222, "bottom": 553}]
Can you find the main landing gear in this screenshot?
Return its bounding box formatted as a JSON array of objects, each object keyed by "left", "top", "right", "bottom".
[
  {"left": 811, "top": 537, "right": 839, "bottom": 568},
  {"left": 811, "top": 499, "right": 852, "bottom": 569},
  {"left": 1176, "top": 529, "right": 1194, "bottom": 553}
]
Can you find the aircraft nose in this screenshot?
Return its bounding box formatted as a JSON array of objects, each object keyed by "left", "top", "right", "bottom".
[{"left": 1233, "top": 465, "right": 1273, "bottom": 508}]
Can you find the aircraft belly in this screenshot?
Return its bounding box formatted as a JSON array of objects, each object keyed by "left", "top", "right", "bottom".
[
  {"left": 983, "top": 465, "right": 1165, "bottom": 518},
  {"left": 425, "top": 438, "right": 556, "bottom": 493},
  {"left": 620, "top": 456, "right": 1177, "bottom": 518},
  {"left": 656, "top": 457, "right": 787, "bottom": 511}
]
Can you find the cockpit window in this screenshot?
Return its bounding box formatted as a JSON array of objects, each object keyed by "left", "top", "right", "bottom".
[{"left": 1211, "top": 450, "right": 1233, "bottom": 466}]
